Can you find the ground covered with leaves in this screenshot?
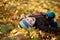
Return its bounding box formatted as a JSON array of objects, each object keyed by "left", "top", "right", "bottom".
[{"left": 0, "top": 0, "right": 60, "bottom": 40}]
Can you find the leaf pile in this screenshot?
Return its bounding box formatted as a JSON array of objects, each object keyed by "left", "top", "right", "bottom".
[{"left": 0, "top": 0, "right": 60, "bottom": 40}]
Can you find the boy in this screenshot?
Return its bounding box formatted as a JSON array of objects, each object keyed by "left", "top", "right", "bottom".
[{"left": 18, "top": 12, "right": 60, "bottom": 33}]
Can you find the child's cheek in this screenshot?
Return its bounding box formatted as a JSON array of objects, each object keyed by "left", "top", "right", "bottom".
[
  {"left": 30, "top": 20, "right": 33, "bottom": 24},
  {"left": 31, "top": 20, "right": 35, "bottom": 25}
]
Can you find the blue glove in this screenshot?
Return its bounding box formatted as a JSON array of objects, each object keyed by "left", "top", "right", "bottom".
[{"left": 46, "top": 12, "right": 55, "bottom": 20}]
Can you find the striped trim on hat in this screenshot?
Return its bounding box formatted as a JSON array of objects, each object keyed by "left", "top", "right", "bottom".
[{"left": 18, "top": 19, "right": 31, "bottom": 29}]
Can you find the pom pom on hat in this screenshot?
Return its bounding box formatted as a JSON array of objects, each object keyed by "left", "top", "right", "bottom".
[{"left": 46, "top": 12, "right": 55, "bottom": 19}]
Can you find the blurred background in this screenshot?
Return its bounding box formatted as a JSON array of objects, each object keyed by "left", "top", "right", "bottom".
[{"left": 0, "top": 0, "right": 60, "bottom": 40}]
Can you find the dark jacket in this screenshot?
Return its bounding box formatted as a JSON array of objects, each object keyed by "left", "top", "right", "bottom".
[{"left": 28, "top": 12, "right": 60, "bottom": 34}]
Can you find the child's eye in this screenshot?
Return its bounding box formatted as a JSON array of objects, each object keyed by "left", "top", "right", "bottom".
[
  {"left": 32, "top": 18, "right": 35, "bottom": 21},
  {"left": 27, "top": 19, "right": 29, "bottom": 20},
  {"left": 32, "top": 18, "right": 34, "bottom": 21}
]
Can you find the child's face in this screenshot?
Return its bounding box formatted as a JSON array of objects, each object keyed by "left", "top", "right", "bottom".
[{"left": 26, "top": 17, "right": 36, "bottom": 26}]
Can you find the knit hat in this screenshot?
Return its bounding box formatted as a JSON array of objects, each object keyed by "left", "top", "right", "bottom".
[
  {"left": 18, "top": 17, "right": 36, "bottom": 29},
  {"left": 45, "top": 12, "right": 55, "bottom": 19}
]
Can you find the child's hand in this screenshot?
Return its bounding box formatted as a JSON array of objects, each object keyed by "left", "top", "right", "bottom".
[{"left": 20, "top": 14, "right": 25, "bottom": 20}]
